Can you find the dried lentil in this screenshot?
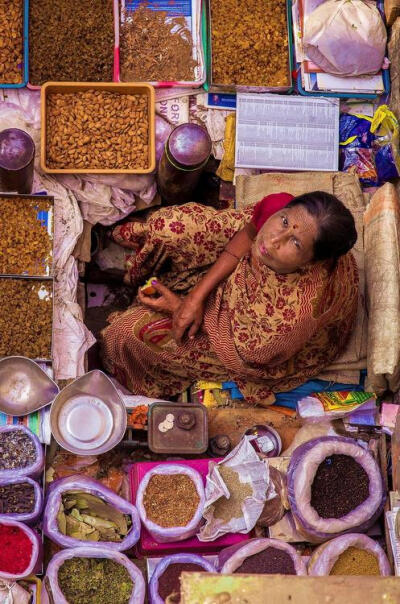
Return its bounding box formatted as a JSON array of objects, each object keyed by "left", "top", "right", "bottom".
[
  {"left": 234, "top": 547, "right": 296, "bottom": 575},
  {"left": 120, "top": 2, "right": 197, "bottom": 82},
  {"left": 330, "top": 547, "right": 380, "bottom": 575},
  {"left": 0, "top": 482, "right": 35, "bottom": 514},
  {"left": 143, "top": 474, "right": 200, "bottom": 528},
  {"left": 0, "top": 0, "right": 23, "bottom": 84},
  {"left": 158, "top": 563, "right": 205, "bottom": 601},
  {"left": 0, "top": 279, "right": 52, "bottom": 359},
  {"left": 0, "top": 432, "right": 37, "bottom": 470},
  {"left": 210, "top": 0, "right": 289, "bottom": 87},
  {"left": 46, "top": 90, "right": 149, "bottom": 171},
  {"left": 213, "top": 465, "right": 253, "bottom": 523},
  {"left": 0, "top": 197, "right": 52, "bottom": 275},
  {"left": 311, "top": 454, "right": 370, "bottom": 519},
  {"left": 29, "top": 0, "right": 114, "bottom": 85}
]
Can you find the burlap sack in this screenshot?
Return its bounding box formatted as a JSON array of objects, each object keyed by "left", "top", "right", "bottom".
[
  {"left": 389, "top": 19, "right": 400, "bottom": 122},
  {"left": 364, "top": 183, "right": 400, "bottom": 394},
  {"left": 235, "top": 171, "right": 367, "bottom": 386}
]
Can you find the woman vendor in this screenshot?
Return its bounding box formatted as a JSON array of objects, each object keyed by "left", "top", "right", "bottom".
[{"left": 101, "top": 192, "right": 358, "bottom": 406}]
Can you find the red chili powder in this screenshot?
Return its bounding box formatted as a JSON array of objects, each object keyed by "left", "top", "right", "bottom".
[{"left": 0, "top": 524, "right": 33, "bottom": 574}]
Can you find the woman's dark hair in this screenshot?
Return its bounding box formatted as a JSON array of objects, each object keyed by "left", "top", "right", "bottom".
[{"left": 286, "top": 191, "right": 357, "bottom": 263}]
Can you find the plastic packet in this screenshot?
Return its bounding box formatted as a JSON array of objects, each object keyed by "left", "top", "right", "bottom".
[
  {"left": 0, "top": 519, "right": 42, "bottom": 580},
  {"left": 43, "top": 475, "right": 140, "bottom": 551},
  {"left": 42, "top": 546, "right": 145, "bottom": 604},
  {"left": 218, "top": 538, "right": 307, "bottom": 574},
  {"left": 149, "top": 553, "right": 215, "bottom": 604},
  {"left": 136, "top": 464, "right": 205, "bottom": 543},
  {"left": 308, "top": 533, "right": 391, "bottom": 575},
  {"left": 0, "top": 477, "right": 43, "bottom": 525},
  {"left": 371, "top": 105, "right": 400, "bottom": 182},
  {"left": 297, "top": 391, "right": 377, "bottom": 422},
  {"left": 287, "top": 436, "right": 386, "bottom": 543},
  {"left": 0, "top": 426, "right": 44, "bottom": 480}
]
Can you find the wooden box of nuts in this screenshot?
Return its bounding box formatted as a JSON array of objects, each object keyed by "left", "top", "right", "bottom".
[
  {"left": 0, "top": 0, "right": 28, "bottom": 88},
  {"left": 41, "top": 82, "right": 155, "bottom": 174},
  {"left": 206, "top": 0, "right": 293, "bottom": 93}
]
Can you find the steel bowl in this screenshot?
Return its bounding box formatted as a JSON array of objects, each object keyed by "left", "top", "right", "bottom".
[
  {"left": 0, "top": 356, "right": 59, "bottom": 416},
  {"left": 50, "top": 370, "right": 127, "bottom": 455}
]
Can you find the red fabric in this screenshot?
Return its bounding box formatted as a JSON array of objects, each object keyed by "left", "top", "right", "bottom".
[{"left": 252, "top": 192, "right": 295, "bottom": 232}]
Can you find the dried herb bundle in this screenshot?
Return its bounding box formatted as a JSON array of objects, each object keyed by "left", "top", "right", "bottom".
[
  {"left": 120, "top": 2, "right": 197, "bottom": 82},
  {"left": 29, "top": 0, "right": 114, "bottom": 85},
  {"left": 211, "top": 0, "right": 289, "bottom": 87},
  {"left": 0, "top": 279, "right": 52, "bottom": 359},
  {"left": 0, "top": 197, "right": 52, "bottom": 275},
  {"left": 0, "top": 0, "right": 23, "bottom": 84}
]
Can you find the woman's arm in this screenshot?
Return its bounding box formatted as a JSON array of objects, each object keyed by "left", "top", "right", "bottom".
[{"left": 172, "top": 223, "right": 256, "bottom": 343}]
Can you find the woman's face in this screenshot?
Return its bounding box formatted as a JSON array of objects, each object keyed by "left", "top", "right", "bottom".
[{"left": 253, "top": 205, "right": 318, "bottom": 273}]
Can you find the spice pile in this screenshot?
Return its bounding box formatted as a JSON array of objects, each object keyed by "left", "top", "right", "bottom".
[
  {"left": 46, "top": 90, "right": 149, "bottom": 171},
  {"left": 143, "top": 474, "right": 200, "bottom": 528},
  {"left": 234, "top": 547, "right": 296, "bottom": 575},
  {"left": 0, "top": 279, "right": 52, "bottom": 358},
  {"left": 0, "top": 524, "right": 32, "bottom": 575},
  {"left": 158, "top": 563, "right": 205, "bottom": 601},
  {"left": 213, "top": 465, "right": 253, "bottom": 523},
  {"left": 29, "top": 0, "right": 114, "bottom": 85},
  {"left": 0, "top": 483, "right": 35, "bottom": 514},
  {"left": 0, "top": 197, "right": 52, "bottom": 275},
  {"left": 330, "top": 546, "right": 380, "bottom": 575},
  {"left": 0, "top": 431, "right": 37, "bottom": 471},
  {"left": 120, "top": 2, "right": 197, "bottom": 82},
  {"left": 210, "top": 0, "right": 289, "bottom": 87},
  {"left": 0, "top": 0, "right": 23, "bottom": 84},
  {"left": 311, "top": 454, "right": 370, "bottom": 519},
  {"left": 57, "top": 491, "right": 131, "bottom": 542},
  {"left": 58, "top": 557, "right": 133, "bottom": 604}
]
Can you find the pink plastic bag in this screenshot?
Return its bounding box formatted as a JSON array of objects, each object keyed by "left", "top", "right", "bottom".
[
  {"left": 42, "top": 546, "right": 145, "bottom": 604},
  {"left": 303, "top": 0, "right": 387, "bottom": 76},
  {"left": 43, "top": 475, "right": 140, "bottom": 551},
  {"left": 0, "top": 477, "right": 43, "bottom": 525},
  {"left": 0, "top": 426, "right": 44, "bottom": 480},
  {"left": 136, "top": 464, "right": 205, "bottom": 543},
  {"left": 0, "top": 519, "right": 42, "bottom": 580},
  {"left": 218, "top": 538, "right": 307, "bottom": 574},
  {"left": 287, "top": 436, "right": 385, "bottom": 543},
  {"left": 149, "top": 553, "right": 215, "bottom": 604},
  {"left": 308, "top": 533, "right": 391, "bottom": 575}
]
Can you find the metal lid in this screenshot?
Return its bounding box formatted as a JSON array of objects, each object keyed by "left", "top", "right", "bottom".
[
  {"left": 168, "top": 123, "right": 212, "bottom": 167},
  {"left": 50, "top": 370, "right": 127, "bottom": 455},
  {"left": 0, "top": 128, "right": 35, "bottom": 171}
]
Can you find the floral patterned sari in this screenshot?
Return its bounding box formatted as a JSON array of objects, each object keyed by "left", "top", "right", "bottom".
[{"left": 101, "top": 202, "right": 358, "bottom": 406}]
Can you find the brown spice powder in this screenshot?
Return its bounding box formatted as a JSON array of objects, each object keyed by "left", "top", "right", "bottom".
[
  {"left": 213, "top": 465, "right": 253, "bottom": 523},
  {"left": 0, "top": 197, "right": 52, "bottom": 275},
  {"left": 120, "top": 2, "right": 197, "bottom": 82},
  {"left": 210, "top": 0, "right": 289, "bottom": 87},
  {"left": 143, "top": 474, "right": 200, "bottom": 528},
  {"left": 330, "top": 547, "right": 380, "bottom": 575}
]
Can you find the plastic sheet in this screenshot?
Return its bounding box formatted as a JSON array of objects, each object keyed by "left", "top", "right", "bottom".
[{"left": 43, "top": 475, "right": 140, "bottom": 551}]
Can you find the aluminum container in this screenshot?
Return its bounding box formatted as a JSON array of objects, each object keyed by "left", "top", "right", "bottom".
[
  {"left": 0, "top": 356, "right": 58, "bottom": 416},
  {"left": 50, "top": 370, "right": 127, "bottom": 455}
]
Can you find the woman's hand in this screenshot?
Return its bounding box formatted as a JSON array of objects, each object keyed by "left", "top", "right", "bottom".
[
  {"left": 172, "top": 291, "right": 205, "bottom": 345},
  {"left": 138, "top": 280, "right": 181, "bottom": 315}
]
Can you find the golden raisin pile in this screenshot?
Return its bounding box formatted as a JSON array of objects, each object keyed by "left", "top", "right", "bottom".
[
  {"left": 0, "top": 279, "right": 52, "bottom": 359},
  {"left": 0, "top": 0, "right": 23, "bottom": 84},
  {"left": 0, "top": 197, "right": 52, "bottom": 275},
  {"left": 210, "top": 0, "right": 289, "bottom": 87},
  {"left": 46, "top": 90, "right": 149, "bottom": 171}
]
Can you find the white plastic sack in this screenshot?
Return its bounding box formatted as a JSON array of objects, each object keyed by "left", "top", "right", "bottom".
[{"left": 303, "top": 0, "right": 387, "bottom": 76}]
